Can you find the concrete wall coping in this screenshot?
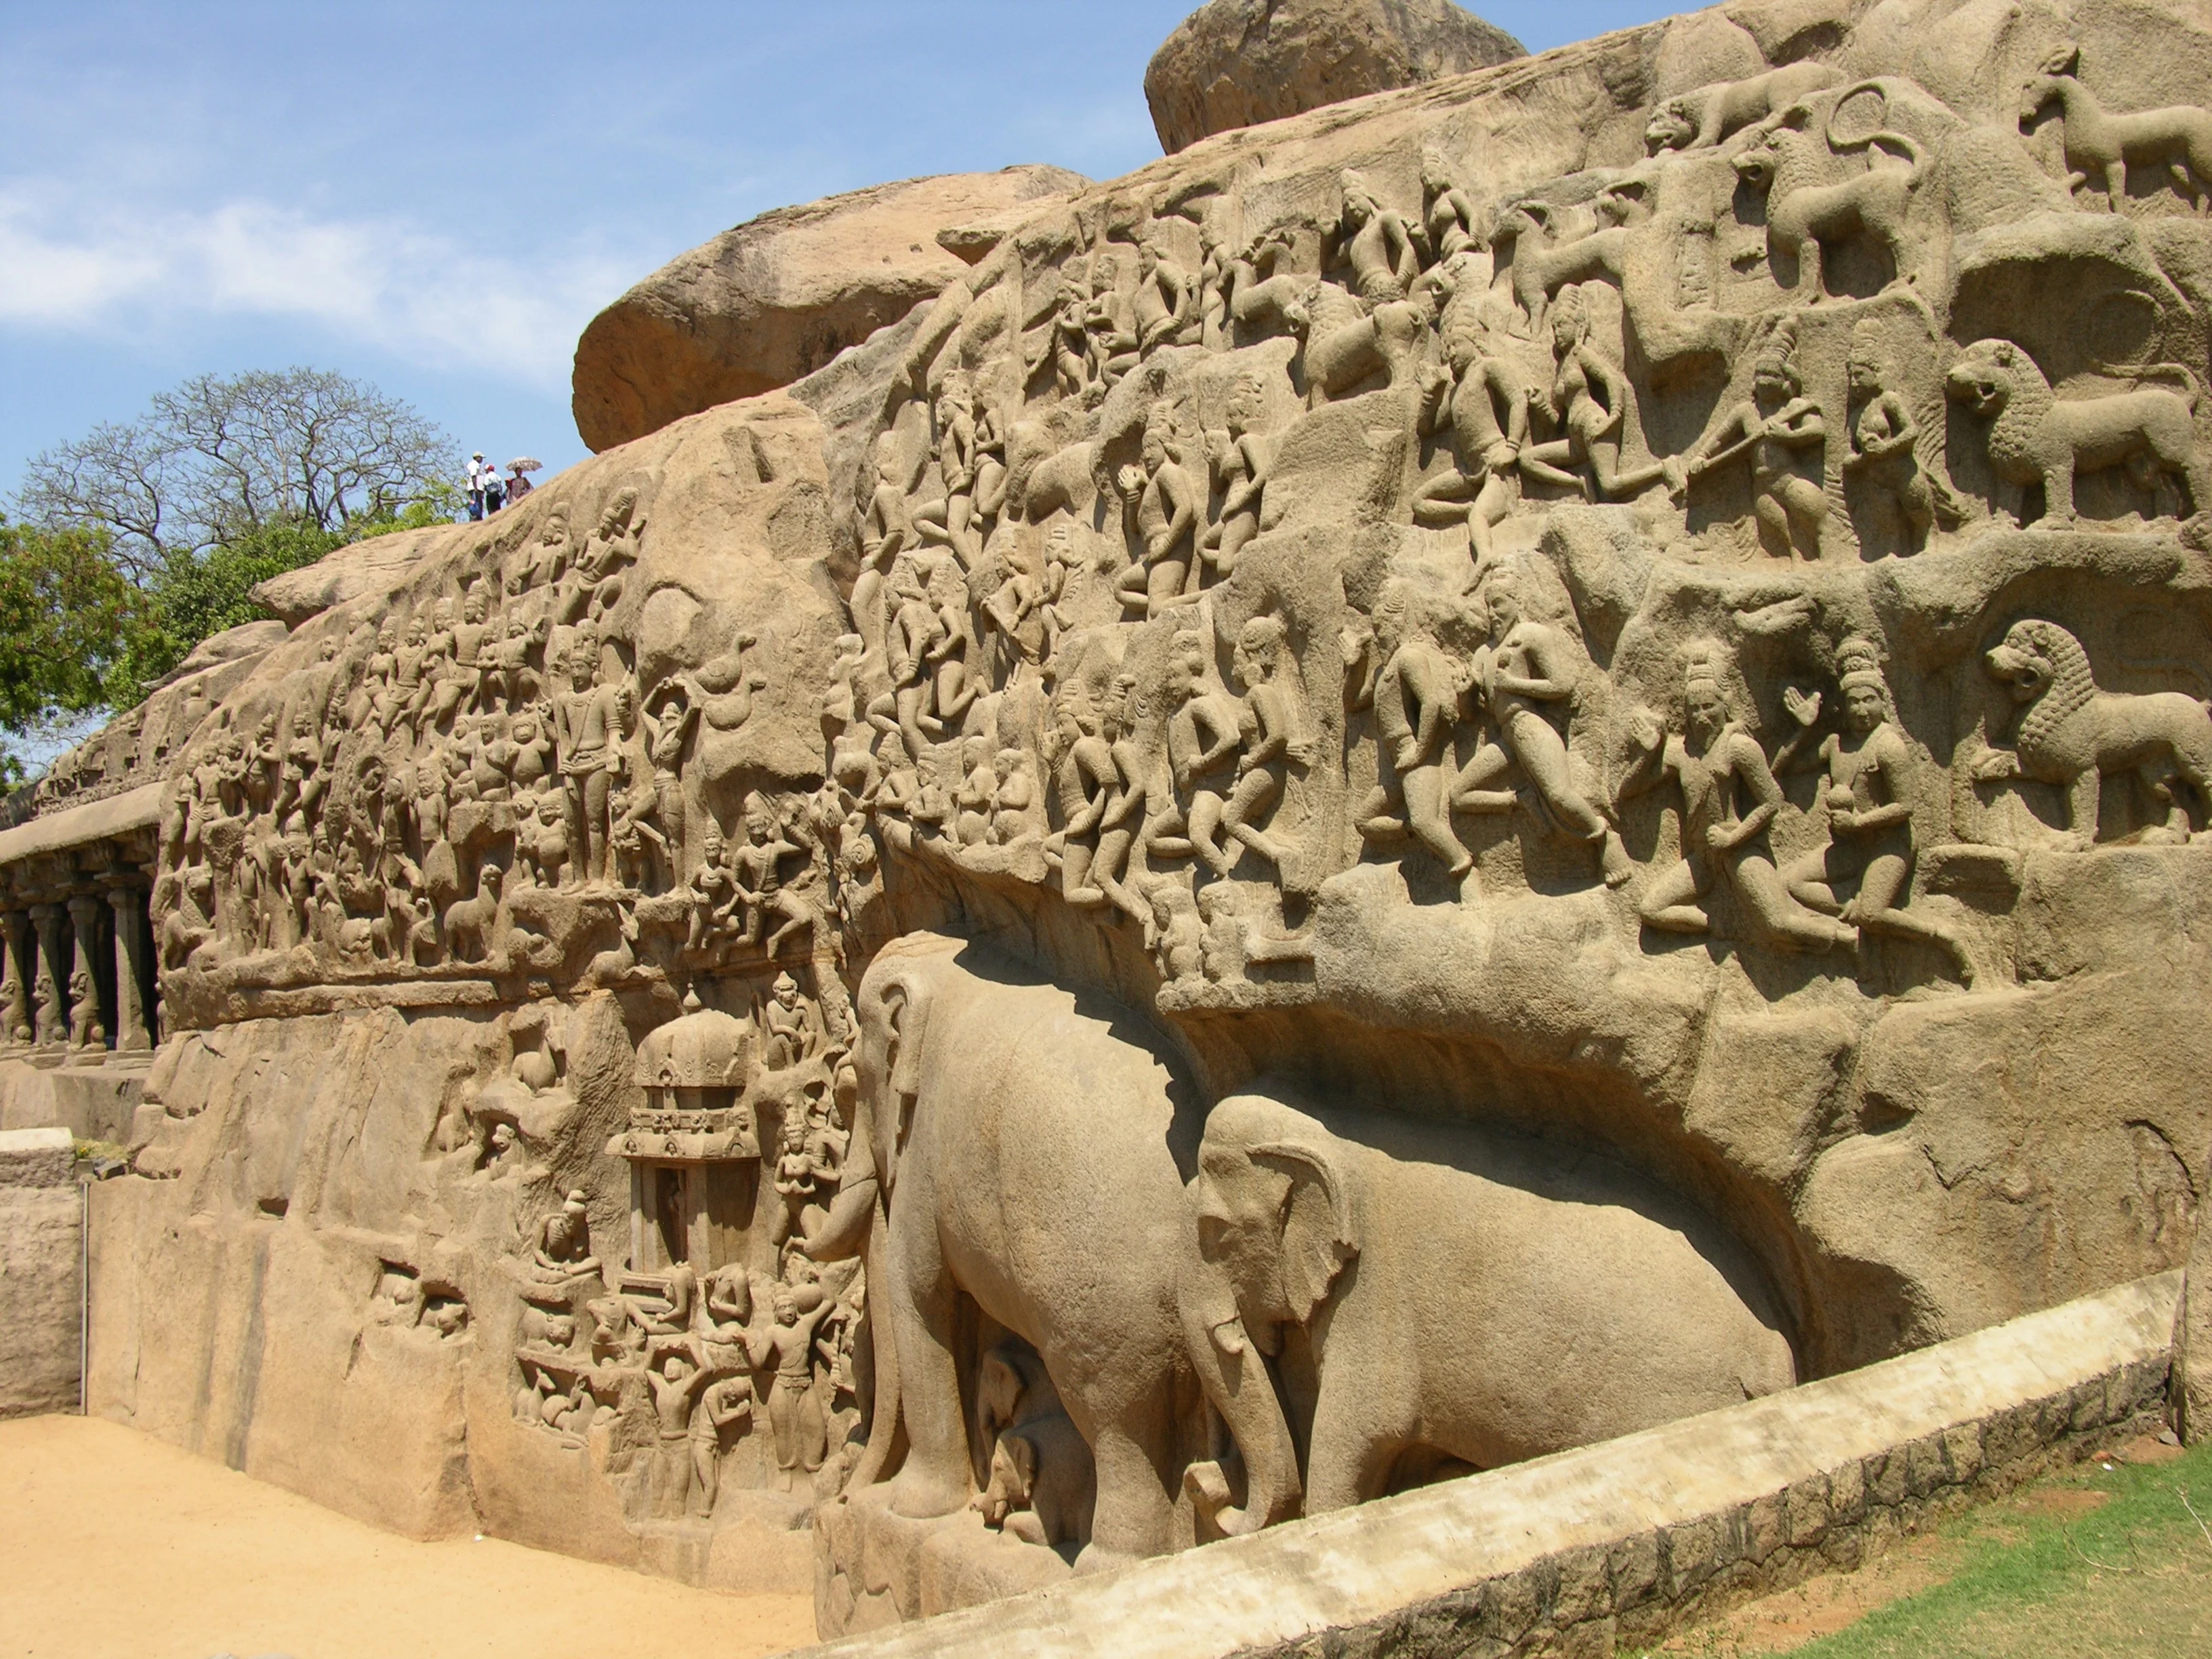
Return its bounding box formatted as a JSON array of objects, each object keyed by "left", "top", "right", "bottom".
[
  {"left": 795, "top": 1273, "right": 2183, "bottom": 1658},
  {"left": 0, "top": 1126, "right": 75, "bottom": 1153}
]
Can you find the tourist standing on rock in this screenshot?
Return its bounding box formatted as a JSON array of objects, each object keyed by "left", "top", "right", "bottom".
[
  {"left": 467, "top": 453, "right": 487, "bottom": 520},
  {"left": 484, "top": 464, "right": 507, "bottom": 515}
]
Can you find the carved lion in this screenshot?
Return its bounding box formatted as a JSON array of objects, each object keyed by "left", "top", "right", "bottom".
[
  {"left": 1975, "top": 618, "right": 2212, "bottom": 845},
  {"left": 1946, "top": 338, "right": 2210, "bottom": 526}
]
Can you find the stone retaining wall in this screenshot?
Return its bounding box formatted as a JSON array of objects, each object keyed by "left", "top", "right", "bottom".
[
  {"left": 0, "top": 1126, "right": 82, "bottom": 1418},
  {"left": 796, "top": 1273, "right": 2184, "bottom": 1659}
]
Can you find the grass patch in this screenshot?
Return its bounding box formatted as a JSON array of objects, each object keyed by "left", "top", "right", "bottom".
[{"left": 1653, "top": 1434, "right": 2212, "bottom": 1657}]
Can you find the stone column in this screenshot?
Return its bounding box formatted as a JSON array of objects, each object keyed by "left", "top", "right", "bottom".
[
  {"left": 28, "top": 902, "right": 66, "bottom": 1050},
  {"left": 105, "top": 880, "right": 152, "bottom": 1054},
  {"left": 0, "top": 907, "right": 32, "bottom": 1048},
  {"left": 66, "top": 893, "right": 106, "bottom": 1057}
]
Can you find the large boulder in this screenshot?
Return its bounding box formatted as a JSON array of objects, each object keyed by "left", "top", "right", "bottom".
[
  {"left": 1144, "top": 0, "right": 1524, "bottom": 155},
  {"left": 571, "top": 165, "right": 1086, "bottom": 451}
]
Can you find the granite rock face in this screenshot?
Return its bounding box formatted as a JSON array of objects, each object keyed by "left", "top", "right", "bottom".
[
  {"left": 6, "top": 0, "right": 2212, "bottom": 1641},
  {"left": 1144, "top": 0, "right": 1525, "bottom": 155},
  {"left": 572, "top": 166, "right": 1088, "bottom": 452}
]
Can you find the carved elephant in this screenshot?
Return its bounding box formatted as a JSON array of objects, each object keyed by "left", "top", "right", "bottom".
[
  {"left": 1182, "top": 1084, "right": 1797, "bottom": 1532},
  {"left": 807, "top": 932, "right": 1205, "bottom": 1567}
]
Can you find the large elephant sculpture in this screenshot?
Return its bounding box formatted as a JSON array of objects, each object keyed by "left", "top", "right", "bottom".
[
  {"left": 1182, "top": 1084, "right": 1798, "bottom": 1533},
  {"left": 806, "top": 931, "right": 1229, "bottom": 1565}
]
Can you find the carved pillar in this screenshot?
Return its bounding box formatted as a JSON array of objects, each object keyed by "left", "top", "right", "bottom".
[
  {"left": 0, "top": 906, "right": 31, "bottom": 1048},
  {"left": 105, "top": 878, "right": 152, "bottom": 1054},
  {"left": 66, "top": 893, "right": 106, "bottom": 1056},
  {"left": 29, "top": 901, "right": 66, "bottom": 1050}
]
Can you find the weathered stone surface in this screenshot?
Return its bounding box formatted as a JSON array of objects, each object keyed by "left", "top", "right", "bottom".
[
  {"left": 1, "top": 1127, "right": 80, "bottom": 1418},
  {"left": 792, "top": 1275, "right": 2182, "bottom": 1658},
  {"left": 11, "top": 0, "right": 2212, "bottom": 1638},
  {"left": 573, "top": 166, "right": 1087, "bottom": 452},
  {"left": 1144, "top": 0, "right": 1525, "bottom": 155},
  {"left": 251, "top": 527, "right": 455, "bottom": 627}
]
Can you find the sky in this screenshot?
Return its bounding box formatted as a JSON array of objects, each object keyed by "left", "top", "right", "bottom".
[{"left": 0, "top": 1, "right": 1682, "bottom": 502}]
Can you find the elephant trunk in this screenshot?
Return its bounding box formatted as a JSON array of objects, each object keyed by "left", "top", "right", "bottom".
[{"left": 1179, "top": 1254, "right": 1300, "bottom": 1538}]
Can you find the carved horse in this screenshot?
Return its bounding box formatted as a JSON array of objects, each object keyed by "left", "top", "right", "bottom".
[{"left": 2020, "top": 43, "right": 2212, "bottom": 215}]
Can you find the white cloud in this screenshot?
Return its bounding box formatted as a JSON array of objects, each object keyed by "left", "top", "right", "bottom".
[{"left": 0, "top": 184, "right": 630, "bottom": 390}]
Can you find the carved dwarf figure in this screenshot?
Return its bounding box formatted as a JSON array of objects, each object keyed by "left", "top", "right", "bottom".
[{"left": 1685, "top": 325, "right": 1829, "bottom": 560}]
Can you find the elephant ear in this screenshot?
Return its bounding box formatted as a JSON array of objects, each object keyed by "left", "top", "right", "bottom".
[{"left": 1251, "top": 1139, "right": 1358, "bottom": 1324}]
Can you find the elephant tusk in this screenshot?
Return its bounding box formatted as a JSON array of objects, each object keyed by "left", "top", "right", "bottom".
[{"left": 1209, "top": 1317, "right": 1248, "bottom": 1356}]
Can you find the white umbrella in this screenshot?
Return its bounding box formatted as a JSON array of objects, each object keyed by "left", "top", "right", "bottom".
[{"left": 506, "top": 457, "right": 543, "bottom": 473}]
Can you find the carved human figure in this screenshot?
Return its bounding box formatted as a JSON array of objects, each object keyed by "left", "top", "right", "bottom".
[
  {"left": 684, "top": 825, "right": 740, "bottom": 956},
  {"left": 688, "top": 1374, "right": 753, "bottom": 1519},
  {"left": 1774, "top": 640, "right": 1978, "bottom": 986},
  {"left": 1450, "top": 570, "right": 1632, "bottom": 885},
  {"left": 1420, "top": 149, "right": 1480, "bottom": 266},
  {"left": 1036, "top": 268, "right": 1094, "bottom": 403},
  {"left": 1170, "top": 634, "right": 1251, "bottom": 882},
  {"left": 989, "top": 747, "right": 1039, "bottom": 844},
  {"left": 1046, "top": 687, "right": 1122, "bottom": 911},
  {"left": 1227, "top": 225, "right": 1310, "bottom": 339},
  {"left": 1519, "top": 287, "right": 1679, "bottom": 504},
  {"left": 1620, "top": 646, "right": 1858, "bottom": 954},
  {"left": 1114, "top": 408, "right": 1203, "bottom": 618},
  {"left": 731, "top": 793, "right": 815, "bottom": 956},
  {"left": 763, "top": 970, "right": 813, "bottom": 1069},
  {"left": 1132, "top": 232, "right": 1195, "bottom": 355},
  {"left": 1355, "top": 586, "right": 1475, "bottom": 887},
  {"left": 746, "top": 1283, "right": 833, "bottom": 1490},
  {"left": 1685, "top": 327, "right": 1828, "bottom": 560},
  {"left": 1338, "top": 170, "right": 1420, "bottom": 302},
  {"left": 1414, "top": 314, "right": 1530, "bottom": 569},
  {"left": 1843, "top": 321, "right": 1957, "bottom": 551},
  {"left": 1201, "top": 373, "right": 1273, "bottom": 585},
  {"left": 1212, "top": 615, "right": 1311, "bottom": 884},
  {"left": 954, "top": 735, "right": 998, "bottom": 847},
  {"left": 553, "top": 645, "right": 617, "bottom": 886},
  {"left": 1082, "top": 251, "right": 1141, "bottom": 394},
  {"left": 529, "top": 1189, "right": 599, "bottom": 1279}
]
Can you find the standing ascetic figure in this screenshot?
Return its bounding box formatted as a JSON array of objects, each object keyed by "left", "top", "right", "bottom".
[{"left": 803, "top": 933, "right": 1214, "bottom": 1568}]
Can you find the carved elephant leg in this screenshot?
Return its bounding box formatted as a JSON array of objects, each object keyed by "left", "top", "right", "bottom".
[
  {"left": 1077, "top": 1401, "right": 1176, "bottom": 1568},
  {"left": 1303, "top": 1372, "right": 1404, "bottom": 1515},
  {"left": 884, "top": 1197, "right": 972, "bottom": 1519}
]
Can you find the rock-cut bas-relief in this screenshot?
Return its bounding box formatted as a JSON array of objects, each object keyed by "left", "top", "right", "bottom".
[{"left": 96, "top": 1, "right": 2212, "bottom": 1635}]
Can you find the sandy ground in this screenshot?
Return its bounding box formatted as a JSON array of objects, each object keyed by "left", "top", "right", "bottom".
[{"left": 0, "top": 1414, "right": 819, "bottom": 1659}]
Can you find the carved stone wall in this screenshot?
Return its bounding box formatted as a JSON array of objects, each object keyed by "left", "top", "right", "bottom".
[{"left": 10, "top": 0, "right": 2212, "bottom": 1631}]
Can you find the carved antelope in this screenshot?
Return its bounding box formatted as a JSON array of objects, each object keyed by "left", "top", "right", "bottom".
[{"left": 2020, "top": 43, "right": 2212, "bottom": 214}]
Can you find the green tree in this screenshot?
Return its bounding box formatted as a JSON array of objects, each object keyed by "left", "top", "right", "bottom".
[
  {"left": 20, "top": 366, "right": 459, "bottom": 580},
  {"left": 0, "top": 518, "right": 146, "bottom": 783},
  {"left": 105, "top": 519, "right": 350, "bottom": 709}
]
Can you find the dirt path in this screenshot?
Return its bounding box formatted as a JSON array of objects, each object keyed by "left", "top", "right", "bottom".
[{"left": 0, "top": 1414, "right": 817, "bottom": 1659}]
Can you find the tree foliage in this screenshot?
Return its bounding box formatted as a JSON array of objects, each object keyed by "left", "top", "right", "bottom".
[
  {"left": 0, "top": 517, "right": 147, "bottom": 783},
  {"left": 20, "top": 367, "right": 457, "bottom": 582},
  {"left": 8, "top": 367, "right": 466, "bottom": 777}
]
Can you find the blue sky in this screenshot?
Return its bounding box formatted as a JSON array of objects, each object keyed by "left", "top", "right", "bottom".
[{"left": 0, "top": 2, "right": 1680, "bottom": 499}]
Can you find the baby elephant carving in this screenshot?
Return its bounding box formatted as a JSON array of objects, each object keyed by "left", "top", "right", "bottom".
[
  {"left": 1946, "top": 339, "right": 2210, "bottom": 526},
  {"left": 970, "top": 1414, "right": 1095, "bottom": 1552},
  {"left": 1181, "top": 1086, "right": 1796, "bottom": 1531}
]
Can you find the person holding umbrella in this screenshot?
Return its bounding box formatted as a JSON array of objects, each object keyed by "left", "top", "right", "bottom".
[{"left": 507, "top": 457, "right": 541, "bottom": 503}]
